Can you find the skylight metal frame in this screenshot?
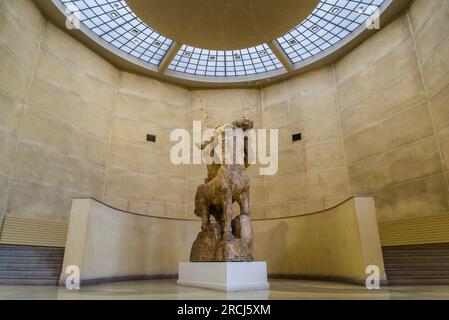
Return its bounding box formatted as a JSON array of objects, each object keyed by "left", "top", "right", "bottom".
[
  {"left": 168, "top": 44, "right": 283, "bottom": 77},
  {"left": 60, "top": 0, "right": 173, "bottom": 66},
  {"left": 277, "top": 0, "right": 386, "bottom": 64}
]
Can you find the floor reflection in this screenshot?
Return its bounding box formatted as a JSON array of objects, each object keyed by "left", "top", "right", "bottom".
[{"left": 0, "top": 279, "right": 448, "bottom": 300}]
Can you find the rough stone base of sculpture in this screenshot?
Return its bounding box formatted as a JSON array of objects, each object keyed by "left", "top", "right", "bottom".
[{"left": 190, "top": 215, "right": 253, "bottom": 262}]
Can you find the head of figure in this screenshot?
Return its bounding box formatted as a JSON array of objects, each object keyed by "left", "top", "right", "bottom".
[{"left": 232, "top": 118, "right": 254, "bottom": 131}]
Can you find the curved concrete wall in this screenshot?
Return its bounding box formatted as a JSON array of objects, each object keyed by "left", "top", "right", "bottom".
[
  {"left": 1, "top": 0, "right": 116, "bottom": 222},
  {"left": 1, "top": 0, "right": 448, "bottom": 225},
  {"left": 103, "top": 72, "right": 189, "bottom": 218},
  {"left": 259, "top": 0, "right": 449, "bottom": 222},
  {"left": 0, "top": 0, "right": 190, "bottom": 222},
  {"left": 260, "top": 67, "right": 348, "bottom": 218},
  {"left": 337, "top": 1, "right": 449, "bottom": 222},
  {"left": 61, "top": 197, "right": 385, "bottom": 284}
]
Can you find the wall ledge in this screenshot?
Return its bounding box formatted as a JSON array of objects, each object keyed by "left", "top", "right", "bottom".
[{"left": 89, "top": 196, "right": 374, "bottom": 222}]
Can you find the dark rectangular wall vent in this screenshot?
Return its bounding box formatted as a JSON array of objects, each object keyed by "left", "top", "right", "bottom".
[
  {"left": 147, "top": 134, "right": 156, "bottom": 143},
  {"left": 292, "top": 133, "right": 302, "bottom": 142}
]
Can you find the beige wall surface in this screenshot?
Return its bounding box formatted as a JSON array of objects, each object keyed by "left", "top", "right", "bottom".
[
  {"left": 0, "top": 0, "right": 117, "bottom": 223},
  {"left": 103, "top": 72, "right": 189, "bottom": 218},
  {"left": 61, "top": 199, "right": 199, "bottom": 281},
  {"left": 1, "top": 0, "right": 448, "bottom": 225},
  {"left": 61, "top": 197, "right": 385, "bottom": 283},
  {"left": 254, "top": 196, "right": 386, "bottom": 281},
  {"left": 0, "top": 0, "right": 191, "bottom": 222},
  {"left": 260, "top": 0, "right": 449, "bottom": 222},
  {"left": 336, "top": 0, "right": 449, "bottom": 222},
  {"left": 260, "top": 66, "right": 349, "bottom": 219}
]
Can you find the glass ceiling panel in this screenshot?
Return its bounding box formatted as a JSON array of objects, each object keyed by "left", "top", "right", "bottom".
[
  {"left": 277, "top": 0, "right": 386, "bottom": 64},
  {"left": 60, "top": 0, "right": 173, "bottom": 66},
  {"left": 168, "top": 44, "right": 283, "bottom": 77}
]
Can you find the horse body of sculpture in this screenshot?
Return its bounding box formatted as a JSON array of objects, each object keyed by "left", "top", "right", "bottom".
[
  {"left": 190, "top": 119, "right": 254, "bottom": 262},
  {"left": 194, "top": 164, "right": 250, "bottom": 240}
]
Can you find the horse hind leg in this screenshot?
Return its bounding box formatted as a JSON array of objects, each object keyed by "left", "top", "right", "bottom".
[{"left": 222, "top": 192, "right": 235, "bottom": 241}]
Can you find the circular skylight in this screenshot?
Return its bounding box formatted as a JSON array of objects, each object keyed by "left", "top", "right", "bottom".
[
  {"left": 168, "top": 44, "right": 283, "bottom": 77},
  {"left": 56, "top": 0, "right": 387, "bottom": 80}
]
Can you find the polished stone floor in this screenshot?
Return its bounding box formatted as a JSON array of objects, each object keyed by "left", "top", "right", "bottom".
[{"left": 0, "top": 279, "right": 449, "bottom": 300}]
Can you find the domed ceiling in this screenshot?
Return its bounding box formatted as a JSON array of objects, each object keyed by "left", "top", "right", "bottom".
[
  {"left": 125, "top": 0, "right": 320, "bottom": 50},
  {"left": 53, "top": 0, "right": 388, "bottom": 82}
]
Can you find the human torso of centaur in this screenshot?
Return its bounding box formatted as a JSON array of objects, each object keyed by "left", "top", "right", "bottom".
[{"left": 202, "top": 120, "right": 252, "bottom": 186}]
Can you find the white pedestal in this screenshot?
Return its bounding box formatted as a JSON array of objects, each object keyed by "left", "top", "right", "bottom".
[{"left": 177, "top": 261, "right": 269, "bottom": 292}]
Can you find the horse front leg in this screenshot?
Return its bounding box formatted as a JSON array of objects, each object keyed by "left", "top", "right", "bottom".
[
  {"left": 222, "top": 191, "right": 234, "bottom": 241},
  {"left": 241, "top": 189, "right": 250, "bottom": 216},
  {"left": 198, "top": 206, "right": 210, "bottom": 231}
]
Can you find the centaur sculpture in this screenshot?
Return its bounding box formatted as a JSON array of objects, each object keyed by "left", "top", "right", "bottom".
[{"left": 190, "top": 118, "right": 254, "bottom": 262}]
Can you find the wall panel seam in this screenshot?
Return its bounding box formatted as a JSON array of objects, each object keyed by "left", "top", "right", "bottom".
[
  {"left": 348, "top": 172, "right": 446, "bottom": 198},
  {"left": 406, "top": 10, "right": 449, "bottom": 195},
  {"left": 102, "top": 71, "right": 119, "bottom": 204},
  {"left": 37, "top": 44, "right": 116, "bottom": 89},
  {"left": 345, "top": 134, "right": 440, "bottom": 167},
  {"left": 23, "top": 105, "right": 111, "bottom": 142},
  {"left": 0, "top": 1, "right": 43, "bottom": 43},
  {"left": 341, "top": 98, "right": 430, "bottom": 139},
  {"left": 30, "top": 74, "right": 114, "bottom": 114},
  {"left": 426, "top": 77, "right": 449, "bottom": 103},
  {"left": 335, "top": 36, "right": 414, "bottom": 86},
  {"left": 332, "top": 64, "right": 351, "bottom": 200},
  {"left": 184, "top": 90, "right": 193, "bottom": 219},
  {"left": 407, "top": 0, "right": 445, "bottom": 36},
  {"left": 0, "top": 42, "right": 36, "bottom": 76},
  {"left": 3, "top": 18, "right": 47, "bottom": 221},
  {"left": 337, "top": 67, "right": 422, "bottom": 113},
  {"left": 416, "top": 33, "right": 449, "bottom": 68}
]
